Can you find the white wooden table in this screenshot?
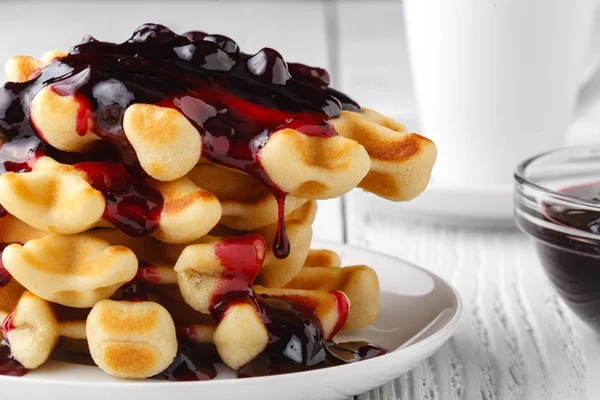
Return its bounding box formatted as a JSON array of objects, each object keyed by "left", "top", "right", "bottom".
[
  {"left": 332, "top": 197, "right": 600, "bottom": 400},
  {"left": 3, "top": 1, "right": 600, "bottom": 398}
]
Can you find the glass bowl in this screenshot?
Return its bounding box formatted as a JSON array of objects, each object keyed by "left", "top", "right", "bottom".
[{"left": 514, "top": 145, "right": 600, "bottom": 332}]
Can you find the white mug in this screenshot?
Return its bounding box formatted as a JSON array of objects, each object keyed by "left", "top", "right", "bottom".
[{"left": 404, "top": 0, "right": 599, "bottom": 186}]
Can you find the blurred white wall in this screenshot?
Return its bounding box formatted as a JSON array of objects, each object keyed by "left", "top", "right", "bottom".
[{"left": 0, "top": 0, "right": 331, "bottom": 73}]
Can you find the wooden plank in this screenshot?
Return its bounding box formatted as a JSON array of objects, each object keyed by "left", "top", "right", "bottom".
[{"left": 347, "top": 208, "right": 600, "bottom": 399}]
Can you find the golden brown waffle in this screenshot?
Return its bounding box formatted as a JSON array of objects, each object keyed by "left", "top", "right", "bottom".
[
  {"left": 84, "top": 228, "right": 165, "bottom": 263},
  {"left": 87, "top": 299, "right": 178, "bottom": 378},
  {"left": 2, "top": 234, "right": 138, "bottom": 307},
  {"left": 0, "top": 157, "right": 222, "bottom": 243},
  {"left": 5, "top": 56, "right": 44, "bottom": 83},
  {"left": 187, "top": 161, "right": 308, "bottom": 230},
  {"left": 0, "top": 281, "right": 25, "bottom": 317},
  {"left": 160, "top": 200, "right": 316, "bottom": 288},
  {"left": 0, "top": 214, "right": 48, "bottom": 243},
  {"left": 285, "top": 265, "right": 380, "bottom": 330},
  {"left": 332, "top": 108, "right": 437, "bottom": 201},
  {"left": 303, "top": 249, "right": 342, "bottom": 268}
]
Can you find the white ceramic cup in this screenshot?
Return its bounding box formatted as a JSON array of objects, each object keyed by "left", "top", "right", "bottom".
[{"left": 404, "top": 0, "right": 598, "bottom": 185}]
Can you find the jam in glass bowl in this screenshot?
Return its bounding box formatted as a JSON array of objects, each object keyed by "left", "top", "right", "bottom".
[{"left": 515, "top": 145, "right": 600, "bottom": 333}]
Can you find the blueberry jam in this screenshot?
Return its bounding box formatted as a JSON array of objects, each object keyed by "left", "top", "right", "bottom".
[
  {"left": 0, "top": 23, "right": 360, "bottom": 258},
  {"left": 0, "top": 312, "right": 26, "bottom": 377},
  {"left": 518, "top": 182, "right": 600, "bottom": 330},
  {"left": 74, "top": 162, "right": 163, "bottom": 236},
  {"left": 0, "top": 338, "right": 26, "bottom": 377},
  {"left": 153, "top": 341, "right": 218, "bottom": 382},
  {"left": 120, "top": 261, "right": 156, "bottom": 301},
  {"left": 544, "top": 183, "right": 600, "bottom": 233},
  {"left": 234, "top": 294, "right": 386, "bottom": 378}
]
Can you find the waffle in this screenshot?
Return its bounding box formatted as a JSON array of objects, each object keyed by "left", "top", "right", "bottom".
[
  {"left": 0, "top": 157, "right": 222, "bottom": 243},
  {"left": 4, "top": 56, "right": 44, "bottom": 83},
  {"left": 332, "top": 109, "right": 437, "bottom": 201},
  {"left": 285, "top": 265, "right": 380, "bottom": 330},
  {"left": 0, "top": 214, "right": 48, "bottom": 243},
  {"left": 2, "top": 234, "right": 138, "bottom": 308},
  {"left": 303, "top": 249, "right": 342, "bottom": 268},
  {"left": 0, "top": 281, "right": 25, "bottom": 318},
  {"left": 0, "top": 23, "right": 435, "bottom": 380},
  {"left": 160, "top": 200, "right": 316, "bottom": 288},
  {"left": 187, "top": 161, "right": 308, "bottom": 230},
  {"left": 87, "top": 299, "right": 178, "bottom": 378}
]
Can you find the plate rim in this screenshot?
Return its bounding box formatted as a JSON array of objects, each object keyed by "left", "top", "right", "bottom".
[{"left": 0, "top": 240, "right": 463, "bottom": 388}]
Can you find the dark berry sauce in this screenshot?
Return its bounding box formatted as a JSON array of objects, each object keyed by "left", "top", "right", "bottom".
[
  {"left": 0, "top": 312, "right": 26, "bottom": 377},
  {"left": 0, "top": 338, "right": 26, "bottom": 377},
  {"left": 120, "top": 260, "right": 157, "bottom": 301},
  {"left": 517, "top": 182, "right": 600, "bottom": 330},
  {"left": 152, "top": 342, "right": 217, "bottom": 382},
  {"left": 0, "top": 23, "right": 360, "bottom": 258},
  {"left": 236, "top": 294, "right": 386, "bottom": 378},
  {"left": 134, "top": 260, "right": 162, "bottom": 284},
  {"left": 120, "top": 279, "right": 149, "bottom": 302},
  {"left": 73, "top": 162, "right": 163, "bottom": 236},
  {"left": 544, "top": 183, "right": 600, "bottom": 234}
]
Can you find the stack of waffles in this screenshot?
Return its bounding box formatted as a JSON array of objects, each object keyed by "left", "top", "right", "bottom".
[{"left": 0, "top": 24, "right": 436, "bottom": 380}]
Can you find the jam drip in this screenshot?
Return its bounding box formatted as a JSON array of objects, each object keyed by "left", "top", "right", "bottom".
[
  {"left": 0, "top": 23, "right": 361, "bottom": 257},
  {"left": 273, "top": 195, "right": 290, "bottom": 259},
  {"left": 73, "top": 162, "right": 163, "bottom": 236},
  {"left": 0, "top": 312, "right": 27, "bottom": 376},
  {"left": 120, "top": 260, "right": 154, "bottom": 301}
]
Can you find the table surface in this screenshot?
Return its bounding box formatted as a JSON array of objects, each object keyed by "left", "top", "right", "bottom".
[
  {"left": 341, "top": 205, "right": 600, "bottom": 400},
  {"left": 3, "top": 1, "right": 600, "bottom": 399}
]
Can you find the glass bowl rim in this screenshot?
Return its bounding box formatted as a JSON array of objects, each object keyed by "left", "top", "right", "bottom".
[{"left": 514, "top": 144, "right": 600, "bottom": 211}]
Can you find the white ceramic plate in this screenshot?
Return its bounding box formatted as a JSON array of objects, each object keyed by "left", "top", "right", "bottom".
[
  {"left": 351, "top": 181, "right": 514, "bottom": 228},
  {"left": 0, "top": 240, "right": 462, "bottom": 400}
]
